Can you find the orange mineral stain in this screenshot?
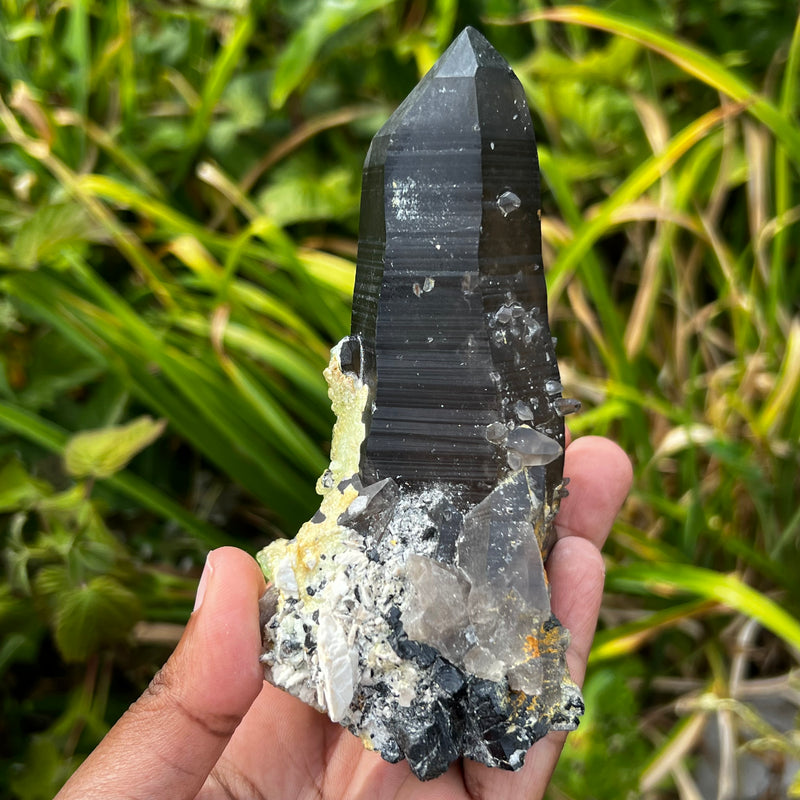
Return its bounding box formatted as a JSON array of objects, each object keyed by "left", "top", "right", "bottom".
[{"left": 524, "top": 633, "right": 540, "bottom": 659}]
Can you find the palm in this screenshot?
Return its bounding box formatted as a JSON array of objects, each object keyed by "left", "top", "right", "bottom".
[
  {"left": 207, "top": 686, "right": 438, "bottom": 798},
  {"left": 208, "top": 671, "right": 569, "bottom": 800}
]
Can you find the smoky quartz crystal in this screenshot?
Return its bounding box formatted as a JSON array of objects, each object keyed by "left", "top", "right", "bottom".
[{"left": 256, "top": 27, "right": 582, "bottom": 781}]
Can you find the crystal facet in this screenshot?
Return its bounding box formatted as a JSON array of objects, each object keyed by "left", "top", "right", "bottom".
[{"left": 257, "top": 27, "right": 583, "bottom": 781}]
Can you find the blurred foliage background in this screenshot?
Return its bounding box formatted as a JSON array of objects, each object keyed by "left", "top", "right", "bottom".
[{"left": 0, "top": 0, "right": 798, "bottom": 797}]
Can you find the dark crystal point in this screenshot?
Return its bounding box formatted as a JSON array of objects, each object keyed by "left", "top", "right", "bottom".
[
  {"left": 257, "top": 28, "right": 583, "bottom": 785},
  {"left": 352, "top": 26, "right": 564, "bottom": 515}
]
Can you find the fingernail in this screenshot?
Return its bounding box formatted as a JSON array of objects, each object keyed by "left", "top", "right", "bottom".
[{"left": 193, "top": 551, "right": 214, "bottom": 613}]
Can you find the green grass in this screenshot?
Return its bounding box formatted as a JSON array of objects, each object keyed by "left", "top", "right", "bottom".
[{"left": 1, "top": 1, "right": 798, "bottom": 798}]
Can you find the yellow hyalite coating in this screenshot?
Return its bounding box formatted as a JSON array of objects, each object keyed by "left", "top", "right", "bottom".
[{"left": 256, "top": 342, "right": 369, "bottom": 597}]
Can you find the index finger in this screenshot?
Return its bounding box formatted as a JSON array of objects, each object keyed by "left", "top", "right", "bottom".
[{"left": 555, "top": 435, "right": 633, "bottom": 551}]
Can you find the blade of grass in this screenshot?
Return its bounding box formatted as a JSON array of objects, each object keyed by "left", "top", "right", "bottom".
[
  {"left": 0, "top": 94, "right": 175, "bottom": 308},
  {"left": 196, "top": 160, "right": 260, "bottom": 220},
  {"left": 610, "top": 519, "right": 689, "bottom": 563},
  {"left": 562, "top": 398, "right": 629, "bottom": 436},
  {"left": 77, "top": 306, "right": 312, "bottom": 508},
  {"left": 591, "top": 599, "right": 716, "bottom": 662},
  {"left": 64, "top": 0, "right": 89, "bottom": 125},
  {"left": 772, "top": 10, "right": 800, "bottom": 340},
  {"left": 607, "top": 563, "right": 800, "bottom": 653},
  {"left": 113, "top": 0, "right": 136, "bottom": 127},
  {"left": 297, "top": 247, "right": 356, "bottom": 299},
  {"left": 237, "top": 104, "right": 380, "bottom": 194},
  {"left": 166, "top": 231, "right": 333, "bottom": 363},
  {"left": 79, "top": 175, "right": 356, "bottom": 304},
  {"left": 624, "top": 94, "right": 682, "bottom": 360},
  {"left": 53, "top": 108, "right": 165, "bottom": 198},
  {"left": 773, "top": 503, "right": 800, "bottom": 560},
  {"left": 172, "top": 314, "right": 328, "bottom": 405},
  {"left": 537, "top": 145, "right": 613, "bottom": 367},
  {"left": 58, "top": 251, "right": 328, "bottom": 503},
  {"left": 547, "top": 103, "right": 746, "bottom": 302},
  {"left": 269, "top": 0, "right": 394, "bottom": 109},
  {"left": 3, "top": 270, "right": 312, "bottom": 520},
  {"left": 176, "top": 10, "right": 255, "bottom": 181},
  {"left": 755, "top": 318, "right": 800, "bottom": 438},
  {"left": 210, "top": 317, "right": 327, "bottom": 476},
  {"left": 502, "top": 6, "right": 800, "bottom": 163},
  {"left": 65, "top": 246, "right": 327, "bottom": 413},
  {"left": 640, "top": 713, "right": 708, "bottom": 794}
]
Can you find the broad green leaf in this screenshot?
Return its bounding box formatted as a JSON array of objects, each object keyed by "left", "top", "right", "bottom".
[
  {"left": 217, "top": 70, "right": 270, "bottom": 131},
  {"left": 35, "top": 486, "right": 117, "bottom": 553},
  {"left": 33, "top": 565, "right": 71, "bottom": 603},
  {"left": 0, "top": 297, "right": 21, "bottom": 332},
  {"left": 0, "top": 456, "right": 50, "bottom": 511},
  {"left": 0, "top": 272, "right": 315, "bottom": 521},
  {"left": 54, "top": 576, "right": 140, "bottom": 662},
  {"left": 63, "top": 416, "right": 166, "bottom": 479},
  {"left": 0, "top": 632, "right": 37, "bottom": 675},
  {"left": 0, "top": 372, "right": 237, "bottom": 544},
  {"left": 4, "top": 515, "right": 33, "bottom": 594},
  {"left": 257, "top": 166, "right": 356, "bottom": 227},
  {"left": 8, "top": 734, "right": 76, "bottom": 800},
  {"left": 0, "top": 584, "right": 44, "bottom": 671}
]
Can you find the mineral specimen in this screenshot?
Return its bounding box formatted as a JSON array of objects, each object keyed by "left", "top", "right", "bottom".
[{"left": 256, "top": 27, "right": 583, "bottom": 781}]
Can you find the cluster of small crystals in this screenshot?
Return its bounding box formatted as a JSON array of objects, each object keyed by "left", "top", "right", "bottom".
[
  {"left": 480, "top": 296, "right": 578, "bottom": 493},
  {"left": 404, "top": 474, "right": 554, "bottom": 694},
  {"left": 257, "top": 340, "right": 583, "bottom": 780}
]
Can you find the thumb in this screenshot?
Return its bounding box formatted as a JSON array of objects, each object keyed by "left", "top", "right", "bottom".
[{"left": 56, "top": 547, "right": 266, "bottom": 800}]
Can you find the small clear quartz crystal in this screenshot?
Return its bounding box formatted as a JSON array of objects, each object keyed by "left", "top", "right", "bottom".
[{"left": 256, "top": 28, "right": 583, "bottom": 782}]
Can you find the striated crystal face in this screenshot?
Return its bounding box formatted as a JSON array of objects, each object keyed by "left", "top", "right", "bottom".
[
  {"left": 351, "top": 27, "right": 564, "bottom": 514},
  {"left": 256, "top": 27, "right": 583, "bottom": 782}
]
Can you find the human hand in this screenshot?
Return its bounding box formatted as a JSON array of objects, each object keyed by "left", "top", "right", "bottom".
[{"left": 55, "top": 435, "right": 631, "bottom": 800}]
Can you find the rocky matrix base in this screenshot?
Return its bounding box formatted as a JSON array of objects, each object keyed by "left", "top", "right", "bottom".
[
  {"left": 256, "top": 341, "right": 582, "bottom": 781},
  {"left": 256, "top": 28, "right": 583, "bottom": 782}
]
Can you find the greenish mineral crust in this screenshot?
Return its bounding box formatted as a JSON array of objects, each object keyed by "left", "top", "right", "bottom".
[
  {"left": 256, "top": 27, "right": 583, "bottom": 782},
  {"left": 256, "top": 342, "right": 369, "bottom": 593}
]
